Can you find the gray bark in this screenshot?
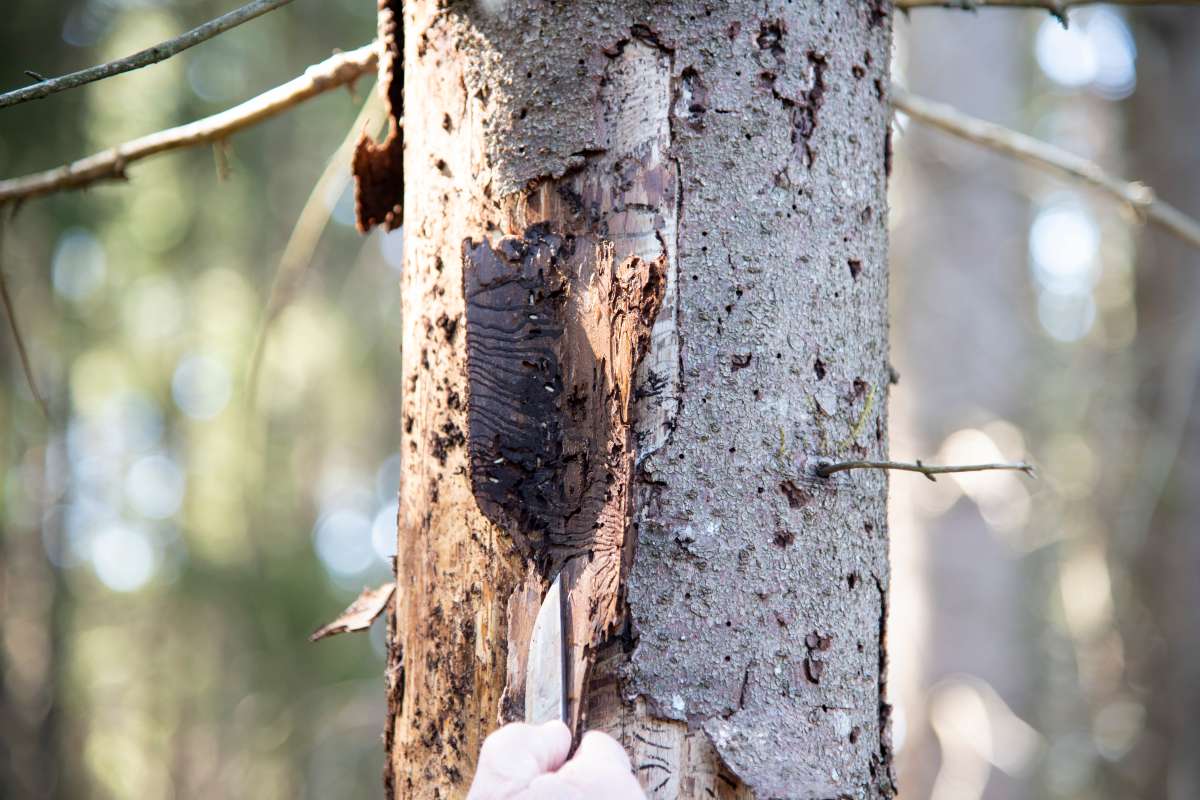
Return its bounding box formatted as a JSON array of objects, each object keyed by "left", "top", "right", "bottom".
[{"left": 385, "top": 1, "right": 893, "bottom": 796}]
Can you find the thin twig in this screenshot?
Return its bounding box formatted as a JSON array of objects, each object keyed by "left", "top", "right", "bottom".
[
  {"left": 245, "top": 85, "right": 385, "bottom": 405},
  {"left": 0, "top": 0, "right": 296, "bottom": 109},
  {"left": 0, "top": 224, "right": 49, "bottom": 419},
  {"left": 0, "top": 43, "right": 379, "bottom": 206},
  {"left": 815, "top": 458, "right": 1036, "bottom": 481},
  {"left": 892, "top": 87, "right": 1200, "bottom": 251},
  {"left": 895, "top": 0, "right": 1200, "bottom": 14}
]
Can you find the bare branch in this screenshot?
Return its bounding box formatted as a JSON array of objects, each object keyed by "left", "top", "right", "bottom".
[
  {"left": 892, "top": 87, "right": 1200, "bottom": 251},
  {"left": 0, "top": 225, "right": 49, "bottom": 419},
  {"left": 815, "top": 458, "right": 1036, "bottom": 481},
  {"left": 0, "top": 0, "right": 296, "bottom": 109},
  {"left": 0, "top": 43, "right": 379, "bottom": 206}
]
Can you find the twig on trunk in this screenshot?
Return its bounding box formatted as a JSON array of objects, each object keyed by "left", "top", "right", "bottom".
[
  {"left": 815, "top": 458, "right": 1035, "bottom": 481},
  {"left": 891, "top": 87, "right": 1200, "bottom": 251},
  {"left": 0, "top": 43, "right": 379, "bottom": 206},
  {"left": 894, "top": 0, "right": 1200, "bottom": 21},
  {"left": 0, "top": 0, "right": 296, "bottom": 109},
  {"left": 0, "top": 225, "right": 49, "bottom": 419}
]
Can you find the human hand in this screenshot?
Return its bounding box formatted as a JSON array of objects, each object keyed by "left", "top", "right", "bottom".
[{"left": 466, "top": 721, "right": 646, "bottom": 799}]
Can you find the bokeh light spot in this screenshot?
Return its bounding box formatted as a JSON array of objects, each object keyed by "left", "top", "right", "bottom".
[
  {"left": 52, "top": 228, "right": 107, "bottom": 302},
  {"left": 1035, "top": 20, "right": 1097, "bottom": 88},
  {"left": 371, "top": 501, "right": 399, "bottom": 561},
  {"left": 1038, "top": 291, "right": 1097, "bottom": 343},
  {"left": 126, "top": 453, "right": 185, "bottom": 520},
  {"left": 1030, "top": 199, "right": 1100, "bottom": 294},
  {"left": 171, "top": 353, "right": 232, "bottom": 421},
  {"left": 314, "top": 509, "right": 375, "bottom": 577},
  {"left": 379, "top": 227, "right": 404, "bottom": 272},
  {"left": 91, "top": 524, "right": 157, "bottom": 592},
  {"left": 1088, "top": 11, "right": 1137, "bottom": 99},
  {"left": 375, "top": 453, "right": 401, "bottom": 504}
]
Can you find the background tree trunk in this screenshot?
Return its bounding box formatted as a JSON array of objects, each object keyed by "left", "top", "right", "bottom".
[
  {"left": 0, "top": 435, "right": 63, "bottom": 800},
  {"left": 889, "top": 16, "right": 1039, "bottom": 800},
  {"left": 1125, "top": 14, "right": 1200, "bottom": 800},
  {"left": 384, "top": 1, "right": 893, "bottom": 796}
]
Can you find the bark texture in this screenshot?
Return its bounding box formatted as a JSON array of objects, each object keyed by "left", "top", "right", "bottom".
[{"left": 368, "top": 1, "right": 893, "bottom": 796}]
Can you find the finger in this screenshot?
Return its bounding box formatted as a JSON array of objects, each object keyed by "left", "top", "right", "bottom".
[
  {"left": 554, "top": 731, "right": 646, "bottom": 799},
  {"left": 575, "top": 730, "right": 634, "bottom": 771},
  {"left": 467, "top": 721, "right": 573, "bottom": 800},
  {"left": 516, "top": 772, "right": 586, "bottom": 800}
]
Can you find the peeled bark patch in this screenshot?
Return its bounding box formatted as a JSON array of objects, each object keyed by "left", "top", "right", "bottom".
[{"left": 463, "top": 223, "right": 664, "bottom": 728}]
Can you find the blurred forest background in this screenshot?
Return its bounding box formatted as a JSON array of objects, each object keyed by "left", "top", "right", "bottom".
[{"left": 0, "top": 2, "right": 1197, "bottom": 799}]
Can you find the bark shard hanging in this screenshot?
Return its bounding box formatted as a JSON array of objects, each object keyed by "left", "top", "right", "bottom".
[
  {"left": 462, "top": 223, "right": 664, "bottom": 730},
  {"left": 353, "top": 0, "right": 405, "bottom": 232},
  {"left": 309, "top": 582, "right": 396, "bottom": 642}
]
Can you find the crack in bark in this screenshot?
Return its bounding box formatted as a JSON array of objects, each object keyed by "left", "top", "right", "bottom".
[
  {"left": 382, "top": 601, "right": 403, "bottom": 798},
  {"left": 871, "top": 573, "right": 897, "bottom": 796}
]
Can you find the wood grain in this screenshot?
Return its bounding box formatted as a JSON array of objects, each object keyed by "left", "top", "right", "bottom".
[{"left": 463, "top": 223, "right": 664, "bottom": 732}]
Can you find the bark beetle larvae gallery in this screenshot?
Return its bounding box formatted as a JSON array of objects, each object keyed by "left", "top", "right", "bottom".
[{"left": 462, "top": 224, "right": 665, "bottom": 733}]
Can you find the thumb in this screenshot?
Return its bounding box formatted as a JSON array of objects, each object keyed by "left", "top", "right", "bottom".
[
  {"left": 467, "top": 721, "right": 572, "bottom": 800},
  {"left": 551, "top": 731, "right": 645, "bottom": 798}
]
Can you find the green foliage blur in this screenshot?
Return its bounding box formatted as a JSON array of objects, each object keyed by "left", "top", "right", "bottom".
[{"left": 1, "top": 2, "right": 403, "bottom": 797}]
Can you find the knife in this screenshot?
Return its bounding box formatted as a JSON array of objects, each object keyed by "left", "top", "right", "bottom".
[{"left": 524, "top": 572, "right": 568, "bottom": 726}]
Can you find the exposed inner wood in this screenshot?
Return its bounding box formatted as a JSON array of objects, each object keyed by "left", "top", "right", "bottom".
[
  {"left": 462, "top": 224, "right": 665, "bottom": 732},
  {"left": 462, "top": 38, "right": 682, "bottom": 739},
  {"left": 590, "top": 647, "right": 754, "bottom": 799},
  {"left": 500, "top": 39, "right": 681, "bottom": 461}
]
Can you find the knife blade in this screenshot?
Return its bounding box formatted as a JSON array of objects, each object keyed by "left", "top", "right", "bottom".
[{"left": 524, "top": 572, "right": 567, "bottom": 726}]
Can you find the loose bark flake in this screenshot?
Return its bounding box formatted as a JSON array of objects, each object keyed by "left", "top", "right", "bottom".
[
  {"left": 309, "top": 582, "right": 396, "bottom": 641},
  {"left": 354, "top": 0, "right": 404, "bottom": 232}
]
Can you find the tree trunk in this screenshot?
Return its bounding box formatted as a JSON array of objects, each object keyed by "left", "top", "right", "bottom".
[
  {"left": 360, "top": 1, "right": 894, "bottom": 796},
  {"left": 1125, "top": 15, "right": 1200, "bottom": 799},
  {"left": 0, "top": 413, "right": 62, "bottom": 799},
  {"left": 890, "top": 17, "right": 1038, "bottom": 800}
]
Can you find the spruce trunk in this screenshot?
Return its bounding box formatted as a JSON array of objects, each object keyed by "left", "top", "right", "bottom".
[{"left": 365, "top": 1, "right": 895, "bottom": 796}]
